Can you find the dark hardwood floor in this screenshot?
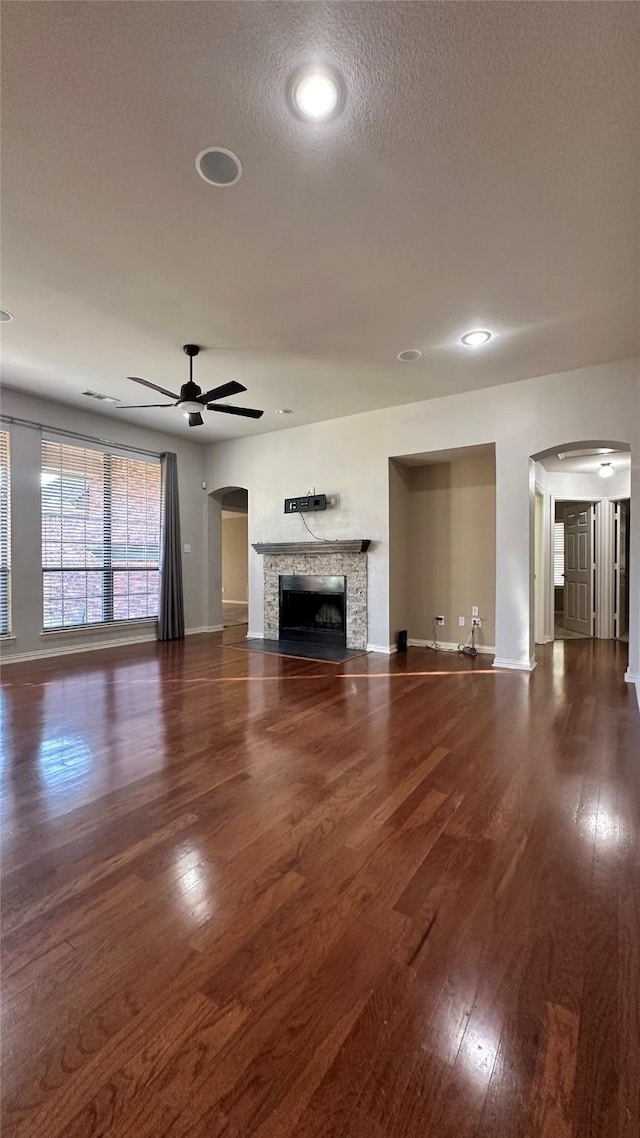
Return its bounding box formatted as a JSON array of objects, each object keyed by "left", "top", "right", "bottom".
[{"left": 1, "top": 631, "right": 638, "bottom": 1137}]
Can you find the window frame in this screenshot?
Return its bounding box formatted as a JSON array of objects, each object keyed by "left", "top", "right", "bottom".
[{"left": 41, "top": 439, "right": 162, "bottom": 632}]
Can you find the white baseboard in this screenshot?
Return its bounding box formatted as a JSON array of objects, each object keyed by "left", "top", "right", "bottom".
[
  {"left": 367, "top": 643, "right": 397, "bottom": 655},
  {"left": 624, "top": 670, "right": 640, "bottom": 711},
  {"left": 0, "top": 625, "right": 224, "bottom": 664},
  {"left": 493, "top": 656, "right": 537, "bottom": 672},
  {"left": 1, "top": 632, "right": 157, "bottom": 664},
  {"left": 408, "top": 637, "right": 495, "bottom": 656},
  {"left": 246, "top": 630, "right": 264, "bottom": 640}
]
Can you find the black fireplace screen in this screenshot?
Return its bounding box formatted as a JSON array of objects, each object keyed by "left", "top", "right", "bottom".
[{"left": 279, "top": 575, "right": 346, "bottom": 646}]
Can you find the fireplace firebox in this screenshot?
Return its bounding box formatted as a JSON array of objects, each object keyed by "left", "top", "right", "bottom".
[{"left": 279, "top": 575, "right": 346, "bottom": 646}]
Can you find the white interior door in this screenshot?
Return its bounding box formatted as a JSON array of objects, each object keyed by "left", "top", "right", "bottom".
[
  {"left": 563, "top": 503, "right": 593, "bottom": 636},
  {"left": 615, "top": 499, "right": 630, "bottom": 639},
  {"left": 534, "top": 490, "right": 544, "bottom": 644}
]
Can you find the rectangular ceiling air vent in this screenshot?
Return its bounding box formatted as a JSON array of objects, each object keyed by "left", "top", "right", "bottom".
[{"left": 82, "top": 390, "right": 118, "bottom": 404}]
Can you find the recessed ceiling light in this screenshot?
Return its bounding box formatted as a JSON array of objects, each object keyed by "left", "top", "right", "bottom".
[
  {"left": 598, "top": 462, "right": 614, "bottom": 479},
  {"left": 195, "top": 147, "right": 242, "bottom": 187},
  {"left": 290, "top": 66, "right": 343, "bottom": 122},
  {"left": 276, "top": 408, "right": 294, "bottom": 415},
  {"left": 461, "top": 329, "right": 492, "bottom": 347},
  {"left": 0, "top": 310, "right": 14, "bottom": 322},
  {"left": 397, "top": 349, "right": 423, "bottom": 362}
]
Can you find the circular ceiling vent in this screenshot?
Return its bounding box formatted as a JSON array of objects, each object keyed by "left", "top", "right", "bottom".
[
  {"left": 397, "top": 349, "right": 422, "bottom": 362},
  {"left": 195, "top": 147, "right": 242, "bottom": 187}
]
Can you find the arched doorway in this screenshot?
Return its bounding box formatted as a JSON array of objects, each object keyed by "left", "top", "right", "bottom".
[
  {"left": 530, "top": 440, "right": 631, "bottom": 651},
  {"left": 208, "top": 486, "right": 249, "bottom": 632}
]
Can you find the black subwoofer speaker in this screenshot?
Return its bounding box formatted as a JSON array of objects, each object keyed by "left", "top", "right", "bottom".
[{"left": 397, "top": 629, "right": 408, "bottom": 653}]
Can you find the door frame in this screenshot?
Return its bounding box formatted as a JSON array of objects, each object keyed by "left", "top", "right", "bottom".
[
  {"left": 549, "top": 494, "right": 615, "bottom": 640},
  {"left": 614, "top": 498, "right": 631, "bottom": 639},
  {"left": 534, "top": 488, "right": 545, "bottom": 644}
]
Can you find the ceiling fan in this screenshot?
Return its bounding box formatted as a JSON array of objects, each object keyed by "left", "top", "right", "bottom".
[{"left": 117, "top": 344, "right": 264, "bottom": 427}]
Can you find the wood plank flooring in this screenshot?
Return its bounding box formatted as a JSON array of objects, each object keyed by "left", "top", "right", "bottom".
[{"left": 1, "top": 631, "right": 638, "bottom": 1137}]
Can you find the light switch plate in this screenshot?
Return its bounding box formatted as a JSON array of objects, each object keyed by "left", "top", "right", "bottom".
[
  {"left": 471, "top": 606, "right": 479, "bottom": 617},
  {"left": 183, "top": 544, "right": 191, "bottom": 553}
]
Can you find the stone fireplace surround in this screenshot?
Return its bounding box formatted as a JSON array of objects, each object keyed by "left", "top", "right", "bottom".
[{"left": 252, "top": 541, "right": 369, "bottom": 650}]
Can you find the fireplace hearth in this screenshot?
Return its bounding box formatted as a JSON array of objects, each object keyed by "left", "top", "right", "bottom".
[{"left": 279, "top": 575, "right": 346, "bottom": 647}]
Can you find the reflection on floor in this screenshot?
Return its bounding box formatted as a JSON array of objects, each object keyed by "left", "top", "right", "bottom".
[
  {"left": 232, "top": 638, "right": 369, "bottom": 663},
  {"left": 554, "top": 619, "right": 590, "bottom": 640},
  {"left": 222, "top": 600, "right": 249, "bottom": 627}
]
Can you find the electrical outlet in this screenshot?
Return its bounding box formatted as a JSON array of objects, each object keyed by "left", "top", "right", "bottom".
[
  {"left": 459, "top": 616, "right": 465, "bottom": 627},
  {"left": 472, "top": 617, "right": 482, "bottom": 628},
  {"left": 471, "top": 605, "right": 479, "bottom": 617},
  {"left": 435, "top": 615, "right": 445, "bottom": 626}
]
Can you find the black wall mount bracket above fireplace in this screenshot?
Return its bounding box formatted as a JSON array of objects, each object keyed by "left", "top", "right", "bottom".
[{"left": 279, "top": 575, "right": 346, "bottom": 647}]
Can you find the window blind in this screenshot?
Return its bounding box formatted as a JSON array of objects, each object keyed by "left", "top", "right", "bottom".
[
  {"left": 553, "top": 521, "right": 564, "bottom": 587},
  {"left": 41, "top": 439, "right": 161, "bottom": 630},
  {"left": 0, "top": 430, "right": 10, "bottom": 635}
]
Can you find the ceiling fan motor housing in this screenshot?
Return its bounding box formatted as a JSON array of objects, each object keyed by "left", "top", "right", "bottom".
[{"left": 180, "top": 380, "right": 202, "bottom": 401}]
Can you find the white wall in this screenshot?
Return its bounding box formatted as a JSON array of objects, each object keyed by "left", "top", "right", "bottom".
[
  {"left": 388, "top": 460, "right": 410, "bottom": 642},
  {"left": 1, "top": 388, "right": 208, "bottom": 659},
  {"left": 204, "top": 358, "right": 639, "bottom": 681}
]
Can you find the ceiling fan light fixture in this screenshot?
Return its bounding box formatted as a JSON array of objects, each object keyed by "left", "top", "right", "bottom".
[{"left": 180, "top": 401, "right": 205, "bottom": 417}]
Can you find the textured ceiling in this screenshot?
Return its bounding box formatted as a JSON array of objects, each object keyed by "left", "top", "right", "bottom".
[{"left": 1, "top": 1, "right": 638, "bottom": 442}]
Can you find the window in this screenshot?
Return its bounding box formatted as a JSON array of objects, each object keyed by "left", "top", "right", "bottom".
[
  {"left": 0, "top": 430, "right": 10, "bottom": 635},
  {"left": 554, "top": 521, "right": 564, "bottom": 587},
  {"left": 41, "top": 440, "right": 161, "bottom": 630}
]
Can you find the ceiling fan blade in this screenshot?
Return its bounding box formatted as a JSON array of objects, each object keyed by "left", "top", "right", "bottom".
[
  {"left": 197, "top": 380, "right": 247, "bottom": 404},
  {"left": 188, "top": 412, "right": 204, "bottom": 427},
  {"left": 116, "top": 403, "right": 175, "bottom": 409},
  {"left": 127, "top": 376, "right": 180, "bottom": 399},
  {"left": 206, "top": 403, "right": 264, "bottom": 419}
]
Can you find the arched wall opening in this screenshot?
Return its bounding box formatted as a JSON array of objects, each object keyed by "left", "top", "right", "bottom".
[
  {"left": 530, "top": 440, "right": 633, "bottom": 667},
  {"left": 207, "top": 485, "right": 249, "bottom": 632}
]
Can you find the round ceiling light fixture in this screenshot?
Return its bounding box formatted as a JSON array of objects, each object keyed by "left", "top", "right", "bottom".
[
  {"left": 0, "top": 309, "right": 14, "bottom": 322},
  {"left": 397, "top": 349, "right": 423, "bottom": 362},
  {"left": 180, "top": 401, "right": 205, "bottom": 418},
  {"left": 598, "top": 462, "right": 614, "bottom": 479},
  {"left": 195, "top": 146, "right": 242, "bottom": 187},
  {"left": 461, "top": 329, "right": 492, "bottom": 347},
  {"left": 276, "top": 408, "right": 294, "bottom": 415},
  {"left": 290, "top": 65, "right": 344, "bottom": 122}
]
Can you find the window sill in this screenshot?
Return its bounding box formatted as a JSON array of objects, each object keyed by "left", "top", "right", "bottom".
[
  {"left": 40, "top": 619, "right": 157, "bottom": 638},
  {"left": 0, "top": 635, "right": 17, "bottom": 643}
]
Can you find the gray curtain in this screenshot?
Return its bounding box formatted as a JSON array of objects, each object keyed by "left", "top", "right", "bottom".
[{"left": 157, "top": 452, "right": 185, "bottom": 640}]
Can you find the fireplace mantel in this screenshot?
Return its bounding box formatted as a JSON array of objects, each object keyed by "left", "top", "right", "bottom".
[{"left": 252, "top": 540, "right": 370, "bottom": 556}]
